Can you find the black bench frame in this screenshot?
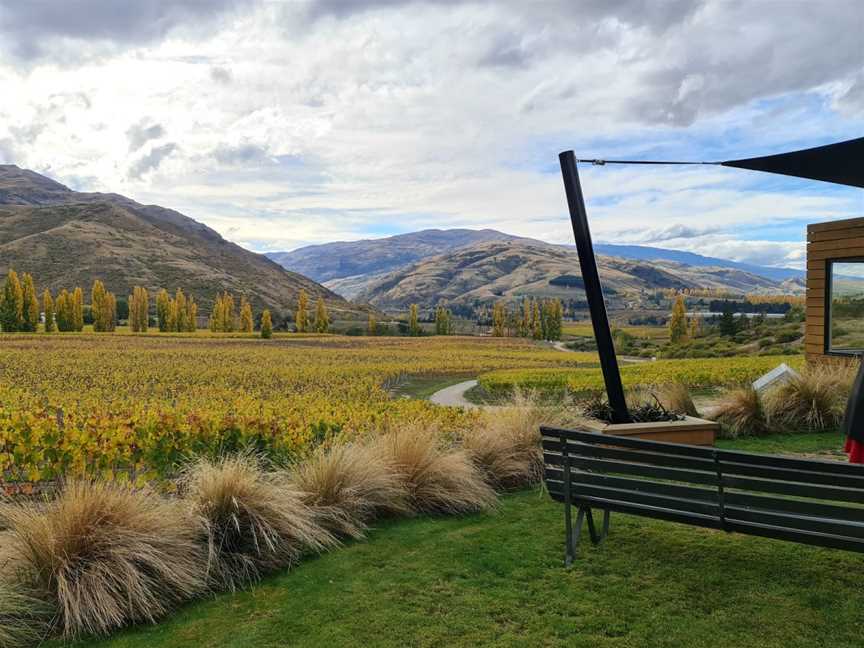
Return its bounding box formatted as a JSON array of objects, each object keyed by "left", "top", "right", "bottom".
[{"left": 541, "top": 426, "right": 864, "bottom": 566}]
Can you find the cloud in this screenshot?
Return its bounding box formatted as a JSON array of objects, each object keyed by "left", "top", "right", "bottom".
[
  {"left": 0, "top": 0, "right": 257, "bottom": 61},
  {"left": 211, "top": 142, "right": 272, "bottom": 166},
  {"left": 210, "top": 65, "right": 233, "bottom": 84},
  {"left": 128, "top": 143, "right": 177, "bottom": 179},
  {"left": 126, "top": 121, "right": 165, "bottom": 152}
]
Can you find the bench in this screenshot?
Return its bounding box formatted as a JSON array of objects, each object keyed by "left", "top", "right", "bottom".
[{"left": 541, "top": 426, "right": 864, "bottom": 566}]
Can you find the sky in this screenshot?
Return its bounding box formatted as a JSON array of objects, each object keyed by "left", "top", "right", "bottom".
[{"left": 0, "top": 0, "right": 862, "bottom": 270}]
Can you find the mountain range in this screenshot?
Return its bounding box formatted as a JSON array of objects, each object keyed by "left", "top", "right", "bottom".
[
  {"left": 0, "top": 165, "right": 365, "bottom": 319},
  {"left": 268, "top": 230, "right": 804, "bottom": 311}
]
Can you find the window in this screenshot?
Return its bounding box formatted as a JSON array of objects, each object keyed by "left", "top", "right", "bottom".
[{"left": 827, "top": 259, "right": 864, "bottom": 354}]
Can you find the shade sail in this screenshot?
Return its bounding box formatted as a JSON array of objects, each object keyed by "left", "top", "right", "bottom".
[{"left": 721, "top": 137, "right": 864, "bottom": 188}]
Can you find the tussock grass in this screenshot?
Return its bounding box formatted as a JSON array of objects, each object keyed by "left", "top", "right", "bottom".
[
  {"left": 465, "top": 389, "right": 572, "bottom": 489},
  {"left": 372, "top": 427, "right": 496, "bottom": 515},
  {"left": 656, "top": 383, "right": 699, "bottom": 417},
  {"left": 1, "top": 480, "right": 206, "bottom": 638},
  {"left": 292, "top": 443, "right": 411, "bottom": 538},
  {"left": 764, "top": 364, "right": 852, "bottom": 432},
  {"left": 713, "top": 387, "right": 769, "bottom": 439},
  {"left": 0, "top": 580, "right": 51, "bottom": 648},
  {"left": 179, "top": 455, "right": 336, "bottom": 592}
]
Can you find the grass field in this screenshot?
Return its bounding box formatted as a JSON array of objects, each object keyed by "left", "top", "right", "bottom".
[{"left": 61, "top": 431, "right": 861, "bottom": 648}]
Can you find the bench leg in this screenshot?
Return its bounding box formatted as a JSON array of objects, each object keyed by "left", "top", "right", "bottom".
[{"left": 566, "top": 507, "right": 612, "bottom": 565}]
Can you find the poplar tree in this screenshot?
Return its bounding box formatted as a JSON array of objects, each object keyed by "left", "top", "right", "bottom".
[
  {"left": 157, "top": 289, "right": 171, "bottom": 332},
  {"left": 531, "top": 300, "right": 542, "bottom": 340},
  {"left": 669, "top": 294, "right": 688, "bottom": 343},
  {"left": 519, "top": 299, "right": 531, "bottom": 338},
  {"left": 296, "top": 289, "right": 309, "bottom": 333},
  {"left": 367, "top": 313, "right": 377, "bottom": 336},
  {"left": 260, "top": 309, "right": 273, "bottom": 339},
  {"left": 1, "top": 269, "right": 23, "bottom": 332},
  {"left": 20, "top": 273, "right": 39, "bottom": 332},
  {"left": 492, "top": 302, "right": 506, "bottom": 337},
  {"left": 173, "top": 289, "right": 188, "bottom": 333},
  {"left": 91, "top": 280, "right": 108, "bottom": 332},
  {"left": 72, "top": 287, "right": 84, "bottom": 331},
  {"left": 185, "top": 295, "right": 198, "bottom": 332},
  {"left": 408, "top": 303, "right": 420, "bottom": 336},
  {"left": 435, "top": 306, "right": 452, "bottom": 335},
  {"left": 313, "top": 297, "right": 329, "bottom": 333},
  {"left": 43, "top": 289, "right": 55, "bottom": 332},
  {"left": 240, "top": 297, "right": 254, "bottom": 333},
  {"left": 129, "top": 287, "right": 149, "bottom": 332},
  {"left": 209, "top": 292, "right": 235, "bottom": 332},
  {"left": 55, "top": 289, "right": 72, "bottom": 332}
]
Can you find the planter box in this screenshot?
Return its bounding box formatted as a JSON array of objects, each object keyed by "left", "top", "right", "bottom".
[{"left": 584, "top": 416, "right": 718, "bottom": 446}]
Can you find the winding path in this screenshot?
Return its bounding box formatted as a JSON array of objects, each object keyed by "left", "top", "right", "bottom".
[{"left": 428, "top": 380, "right": 479, "bottom": 409}]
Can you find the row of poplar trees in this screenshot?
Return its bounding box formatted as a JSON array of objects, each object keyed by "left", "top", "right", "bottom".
[{"left": 491, "top": 298, "right": 563, "bottom": 340}]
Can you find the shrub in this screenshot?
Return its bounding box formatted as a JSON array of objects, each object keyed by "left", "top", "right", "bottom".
[
  {"left": 291, "top": 443, "right": 410, "bottom": 538},
  {"left": 656, "top": 383, "right": 699, "bottom": 417},
  {"left": 179, "top": 455, "right": 335, "bottom": 592},
  {"left": 464, "top": 389, "right": 574, "bottom": 489},
  {"left": 1, "top": 480, "right": 206, "bottom": 638},
  {"left": 372, "top": 427, "right": 496, "bottom": 515},
  {"left": 764, "top": 364, "right": 854, "bottom": 432},
  {"left": 712, "top": 387, "right": 769, "bottom": 438},
  {"left": 0, "top": 580, "right": 51, "bottom": 648}
]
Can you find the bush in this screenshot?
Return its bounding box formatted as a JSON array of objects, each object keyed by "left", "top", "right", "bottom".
[
  {"left": 1, "top": 480, "right": 206, "bottom": 638},
  {"left": 372, "top": 427, "right": 496, "bottom": 515},
  {"left": 0, "top": 580, "right": 51, "bottom": 648},
  {"left": 656, "top": 383, "right": 699, "bottom": 417},
  {"left": 464, "top": 390, "right": 572, "bottom": 489},
  {"left": 179, "top": 455, "right": 335, "bottom": 592},
  {"left": 712, "top": 387, "right": 769, "bottom": 438},
  {"left": 764, "top": 364, "right": 854, "bottom": 432},
  {"left": 292, "top": 443, "right": 410, "bottom": 538}
]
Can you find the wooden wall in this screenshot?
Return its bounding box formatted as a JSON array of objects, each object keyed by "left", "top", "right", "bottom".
[{"left": 806, "top": 216, "right": 864, "bottom": 360}]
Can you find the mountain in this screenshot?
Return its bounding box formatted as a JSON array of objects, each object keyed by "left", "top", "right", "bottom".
[
  {"left": 269, "top": 229, "right": 804, "bottom": 300},
  {"left": 592, "top": 243, "right": 804, "bottom": 282},
  {"left": 353, "top": 239, "right": 793, "bottom": 311},
  {"left": 266, "top": 229, "right": 526, "bottom": 283},
  {"left": 0, "top": 165, "right": 365, "bottom": 319}
]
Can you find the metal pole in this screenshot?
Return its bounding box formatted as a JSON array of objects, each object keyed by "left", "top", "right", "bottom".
[{"left": 559, "top": 150, "right": 630, "bottom": 423}]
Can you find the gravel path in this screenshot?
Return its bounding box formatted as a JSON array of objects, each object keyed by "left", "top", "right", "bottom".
[{"left": 429, "top": 380, "right": 479, "bottom": 409}]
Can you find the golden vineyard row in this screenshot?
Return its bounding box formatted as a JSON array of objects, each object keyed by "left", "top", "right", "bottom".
[{"left": 0, "top": 335, "right": 596, "bottom": 482}]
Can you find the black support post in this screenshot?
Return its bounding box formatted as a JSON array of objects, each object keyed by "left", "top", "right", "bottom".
[{"left": 559, "top": 151, "right": 630, "bottom": 423}]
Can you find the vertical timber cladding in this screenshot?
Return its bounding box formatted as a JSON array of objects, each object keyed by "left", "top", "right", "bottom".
[{"left": 806, "top": 216, "right": 864, "bottom": 361}]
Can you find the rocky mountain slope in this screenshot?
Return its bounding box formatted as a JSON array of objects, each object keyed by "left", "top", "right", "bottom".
[
  {"left": 351, "top": 239, "right": 795, "bottom": 311},
  {"left": 0, "top": 165, "right": 365, "bottom": 319}
]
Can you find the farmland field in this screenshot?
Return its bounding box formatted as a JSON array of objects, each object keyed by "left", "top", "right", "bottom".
[{"left": 0, "top": 333, "right": 596, "bottom": 482}]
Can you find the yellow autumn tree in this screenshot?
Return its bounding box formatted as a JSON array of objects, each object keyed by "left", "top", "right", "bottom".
[
  {"left": 43, "top": 289, "right": 55, "bottom": 333},
  {"left": 20, "top": 273, "right": 39, "bottom": 332},
  {"left": 260, "top": 309, "right": 272, "bottom": 339},
  {"left": 240, "top": 297, "right": 254, "bottom": 333},
  {"left": 313, "top": 297, "right": 329, "bottom": 333},
  {"left": 296, "top": 289, "right": 309, "bottom": 333},
  {"left": 669, "top": 294, "right": 688, "bottom": 343}
]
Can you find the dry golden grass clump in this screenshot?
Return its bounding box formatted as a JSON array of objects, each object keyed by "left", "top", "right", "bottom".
[
  {"left": 0, "top": 580, "right": 51, "bottom": 648},
  {"left": 179, "top": 455, "right": 336, "bottom": 592},
  {"left": 292, "top": 443, "right": 411, "bottom": 538},
  {"left": 656, "top": 383, "right": 699, "bottom": 418},
  {"left": 1, "top": 480, "right": 206, "bottom": 638},
  {"left": 712, "top": 387, "right": 770, "bottom": 439},
  {"left": 372, "top": 426, "right": 496, "bottom": 515},
  {"left": 764, "top": 364, "right": 852, "bottom": 432},
  {"left": 464, "top": 389, "right": 572, "bottom": 489}
]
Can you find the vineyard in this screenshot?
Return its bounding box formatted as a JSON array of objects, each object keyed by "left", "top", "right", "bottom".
[
  {"left": 0, "top": 334, "right": 595, "bottom": 483},
  {"left": 478, "top": 354, "right": 806, "bottom": 396}
]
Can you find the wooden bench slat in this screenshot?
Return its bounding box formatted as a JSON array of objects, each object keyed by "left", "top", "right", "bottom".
[
  {"left": 725, "top": 491, "right": 864, "bottom": 524},
  {"left": 547, "top": 481, "right": 721, "bottom": 518},
  {"left": 725, "top": 506, "right": 864, "bottom": 540},
  {"left": 722, "top": 474, "right": 864, "bottom": 505},
  {"left": 545, "top": 453, "right": 718, "bottom": 487},
  {"left": 544, "top": 468, "right": 719, "bottom": 504}
]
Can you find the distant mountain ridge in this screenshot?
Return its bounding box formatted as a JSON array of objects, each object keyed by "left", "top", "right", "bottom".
[
  {"left": 592, "top": 243, "right": 803, "bottom": 282},
  {"left": 0, "top": 165, "right": 366, "bottom": 319},
  {"left": 268, "top": 228, "right": 804, "bottom": 306},
  {"left": 349, "top": 238, "right": 795, "bottom": 311}
]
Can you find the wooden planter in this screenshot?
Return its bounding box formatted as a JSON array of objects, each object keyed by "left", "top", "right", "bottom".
[{"left": 584, "top": 416, "right": 718, "bottom": 446}]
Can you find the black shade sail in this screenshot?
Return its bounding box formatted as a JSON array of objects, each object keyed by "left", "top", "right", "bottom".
[{"left": 721, "top": 137, "right": 864, "bottom": 188}]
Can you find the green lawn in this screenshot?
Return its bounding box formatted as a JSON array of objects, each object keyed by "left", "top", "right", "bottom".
[{"left": 67, "top": 433, "right": 863, "bottom": 648}]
